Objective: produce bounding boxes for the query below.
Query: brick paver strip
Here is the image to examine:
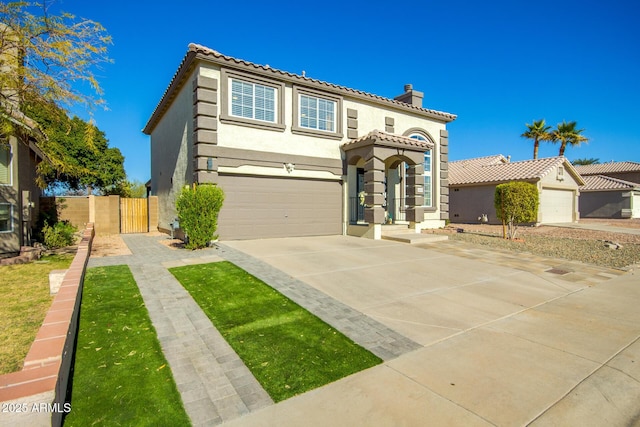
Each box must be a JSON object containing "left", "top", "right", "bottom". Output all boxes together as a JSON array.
[
  {"left": 88, "top": 235, "right": 272, "bottom": 427},
  {"left": 215, "top": 243, "right": 422, "bottom": 360}
]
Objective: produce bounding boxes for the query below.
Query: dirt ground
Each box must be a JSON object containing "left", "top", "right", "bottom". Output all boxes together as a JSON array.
[{"left": 442, "top": 218, "right": 640, "bottom": 244}]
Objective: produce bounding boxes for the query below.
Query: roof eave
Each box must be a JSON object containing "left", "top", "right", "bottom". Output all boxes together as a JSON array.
[{"left": 143, "top": 44, "right": 457, "bottom": 134}]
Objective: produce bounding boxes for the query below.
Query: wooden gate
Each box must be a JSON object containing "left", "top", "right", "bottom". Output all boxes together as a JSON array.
[{"left": 120, "top": 198, "right": 149, "bottom": 233}]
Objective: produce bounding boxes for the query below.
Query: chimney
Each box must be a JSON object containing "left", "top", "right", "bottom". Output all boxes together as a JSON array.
[{"left": 394, "top": 83, "right": 424, "bottom": 108}]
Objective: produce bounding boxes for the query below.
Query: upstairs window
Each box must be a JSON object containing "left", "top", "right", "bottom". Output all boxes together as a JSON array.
[
  {"left": 231, "top": 79, "right": 276, "bottom": 123},
  {"left": 299, "top": 94, "right": 336, "bottom": 132},
  {"left": 292, "top": 86, "right": 343, "bottom": 139},
  {"left": 0, "top": 144, "right": 11, "bottom": 185}
]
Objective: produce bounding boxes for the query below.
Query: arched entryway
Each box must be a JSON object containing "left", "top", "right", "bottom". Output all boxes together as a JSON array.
[{"left": 342, "top": 130, "right": 434, "bottom": 238}]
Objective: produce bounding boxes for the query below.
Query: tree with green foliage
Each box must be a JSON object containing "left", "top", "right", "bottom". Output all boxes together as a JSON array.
[
  {"left": 550, "top": 121, "right": 588, "bottom": 157},
  {"left": 0, "top": 1, "right": 111, "bottom": 112},
  {"left": 119, "top": 180, "right": 147, "bottom": 198},
  {"left": 23, "top": 101, "right": 126, "bottom": 194},
  {"left": 176, "top": 184, "right": 225, "bottom": 249},
  {"left": 572, "top": 157, "right": 600, "bottom": 165},
  {"left": 1, "top": 0, "right": 112, "bottom": 185},
  {"left": 494, "top": 182, "right": 539, "bottom": 240},
  {"left": 521, "top": 119, "right": 552, "bottom": 159}
]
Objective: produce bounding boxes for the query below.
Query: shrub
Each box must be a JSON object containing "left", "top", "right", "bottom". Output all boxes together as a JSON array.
[
  {"left": 176, "top": 184, "right": 225, "bottom": 249},
  {"left": 494, "top": 181, "right": 539, "bottom": 240},
  {"left": 43, "top": 220, "right": 78, "bottom": 249}
]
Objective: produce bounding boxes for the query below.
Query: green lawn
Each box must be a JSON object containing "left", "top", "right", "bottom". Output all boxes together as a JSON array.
[
  {"left": 170, "top": 261, "right": 382, "bottom": 402},
  {"left": 64, "top": 265, "right": 190, "bottom": 426},
  {"left": 0, "top": 254, "right": 73, "bottom": 374}
]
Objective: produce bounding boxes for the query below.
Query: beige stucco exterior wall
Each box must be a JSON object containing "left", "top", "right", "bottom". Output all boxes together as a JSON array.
[
  {"left": 149, "top": 67, "right": 196, "bottom": 231},
  {"left": 450, "top": 185, "right": 501, "bottom": 224},
  {"left": 198, "top": 63, "right": 448, "bottom": 230}
]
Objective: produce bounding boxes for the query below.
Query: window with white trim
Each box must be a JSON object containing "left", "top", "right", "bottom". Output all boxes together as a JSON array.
[
  {"left": 299, "top": 94, "right": 336, "bottom": 132},
  {"left": 0, "top": 144, "right": 11, "bottom": 185},
  {"left": 0, "top": 203, "right": 12, "bottom": 232},
  {"left": 409, "top": 134, "right": 432, "bottom": 207},
  {"left": 230, "top": 78, "right": 276, "bottom": 123}
]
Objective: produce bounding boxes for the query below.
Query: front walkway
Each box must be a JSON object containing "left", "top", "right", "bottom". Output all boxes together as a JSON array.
[{"left": 88, "top": 235, "right": 271, "bottom": 426}]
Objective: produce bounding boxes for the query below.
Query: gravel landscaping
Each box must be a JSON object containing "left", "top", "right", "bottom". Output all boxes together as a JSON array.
[{"left": 431, "top": 220, "right": 640, "bottom": 270}]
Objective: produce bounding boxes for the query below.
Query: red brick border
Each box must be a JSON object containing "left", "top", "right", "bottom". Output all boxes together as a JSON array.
[{"left": 0, "top": 224, "right": 94, "bottom": 426}]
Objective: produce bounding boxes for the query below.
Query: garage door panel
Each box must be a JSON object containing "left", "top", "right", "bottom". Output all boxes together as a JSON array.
[
  {"left": 217, "top": 175, "right": 342, "bottom": 240},
  {"left": 540, "top": 188, "right": 574, "bottom": 223}
]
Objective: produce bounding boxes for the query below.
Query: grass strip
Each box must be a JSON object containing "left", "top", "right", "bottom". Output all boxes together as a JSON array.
[
  {"left": 0, "top": 254, "right": 73, "bottom": 374},
  {"left": 64, "top": 265, "right": 190, "bottom": 426},
  {"left": 170, "top": 261, "right": 382, "bottom": 402}
]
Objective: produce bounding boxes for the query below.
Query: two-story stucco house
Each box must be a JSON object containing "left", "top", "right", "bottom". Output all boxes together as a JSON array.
[{"left": 144, "top": 44, "right": 456, "bottom": 240}]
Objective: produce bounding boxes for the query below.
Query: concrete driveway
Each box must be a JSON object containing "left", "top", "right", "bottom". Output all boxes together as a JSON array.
[{"left": 221, "top": 236, "right": 640, "bottom": 426}]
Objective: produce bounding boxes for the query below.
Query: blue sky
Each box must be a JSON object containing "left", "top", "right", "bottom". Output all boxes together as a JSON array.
[{"left": 56, "top": 0, "right": 640, "bottom": 182}]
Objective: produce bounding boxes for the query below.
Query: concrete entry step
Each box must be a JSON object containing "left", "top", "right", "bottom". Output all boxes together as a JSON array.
[{"left": 382, "top": 233, "right": 449, "bottom": 244}]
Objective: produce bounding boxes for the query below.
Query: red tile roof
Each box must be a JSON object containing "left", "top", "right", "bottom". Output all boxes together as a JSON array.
[
  {"left": 580, "top": 175, "right": 640, "bottom": 191},
  {"left": 341, "top": 130, "right": 434, "bottom": 151},
  {"left": 144, "top": 44, "right": 457, "bottom": 134},
  {"left": 450, "top": 155, "right": 584, "bottom": 186},
  {"left": 574, "top": 161, "right": 640, "bottom": 176}
]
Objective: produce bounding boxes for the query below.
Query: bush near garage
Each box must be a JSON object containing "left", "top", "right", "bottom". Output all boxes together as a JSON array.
[
  {"left": 494, "top": 181, "right": 539, "bottom": 240},
  {"left": 176, "top": 183, "right": 225, "bottom": 249}
]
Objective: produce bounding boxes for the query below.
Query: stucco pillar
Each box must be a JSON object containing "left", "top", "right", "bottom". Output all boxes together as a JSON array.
[
  {"left": 405, "top": 164, "right": 425, "bottom": 222},
  {"left": 363, "top": 156, "right": 385, "bottom": 224},
  {"left": 440, "top": 129, "right": 450, "bottom": 220}
]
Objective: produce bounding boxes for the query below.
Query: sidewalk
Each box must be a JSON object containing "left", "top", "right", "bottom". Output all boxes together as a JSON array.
[{"left": 546, "top": 221, "right": 640, "bottom": 235}]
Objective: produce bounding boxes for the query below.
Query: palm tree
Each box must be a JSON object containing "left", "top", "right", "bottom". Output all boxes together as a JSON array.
[
  {"left": 521, "top": 119, "right": 551, "bottom": 159},
  {"left": 550, "top": 121, "right": 588, "bottom": 156},
  {"left": 572, "top": 157, "right": 600, "bottom": 165}
]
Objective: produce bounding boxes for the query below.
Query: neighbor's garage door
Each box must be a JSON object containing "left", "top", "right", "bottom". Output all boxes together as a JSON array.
[
  {"left": 540, "top": 188, "right": 574, "bottom": 223},
  {"left": 216, "top": 175, "right": 342, "bottom": 240}
]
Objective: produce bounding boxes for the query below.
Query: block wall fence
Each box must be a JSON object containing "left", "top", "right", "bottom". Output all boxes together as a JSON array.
[{"left": 40, "top": 195, "right": 159, "bottom": 235}]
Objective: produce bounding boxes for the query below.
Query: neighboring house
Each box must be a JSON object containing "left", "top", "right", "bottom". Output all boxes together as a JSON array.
[
  {"left": 574, "top": 161, "right": 640, "bottom": 185},
  {"left": 578, "top": 174, "right": 640, "bottom": 219},
  {"left": 573, "top": 162, "right": 640, "bottom": 219},
  {"left": 143, "top": 44, "right": 456, "bottom": 240},
  {"left": 449, "top": 155, "right": 584, "bottom": 224},
  {"left": 0, "top": 111, "right": 46, "bottom": 256}
]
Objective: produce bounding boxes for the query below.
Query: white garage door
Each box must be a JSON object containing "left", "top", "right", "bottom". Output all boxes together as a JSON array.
[
  {"left": 540, "top": 188, "right": 574, "bottom": 223},
  {"left": 216, "top": 175, "right": 342, "bottom": 240},
  {"left": 632, "top": 193, "right": 640, "bottom": 218}
]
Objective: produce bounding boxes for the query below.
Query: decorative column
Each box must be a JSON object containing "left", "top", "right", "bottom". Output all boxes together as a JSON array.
[
  {"left": 439, "top": 129, "right": 449, "bottom": 220},
  {"left": 192, "top": 74, "right": 219, "bottom": 184},
  {"left": 363, "top": 156, "right": 386, "bottom": 224},
  {"left": 405, "top": 163, "right": 425, "bottom": 223}
]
